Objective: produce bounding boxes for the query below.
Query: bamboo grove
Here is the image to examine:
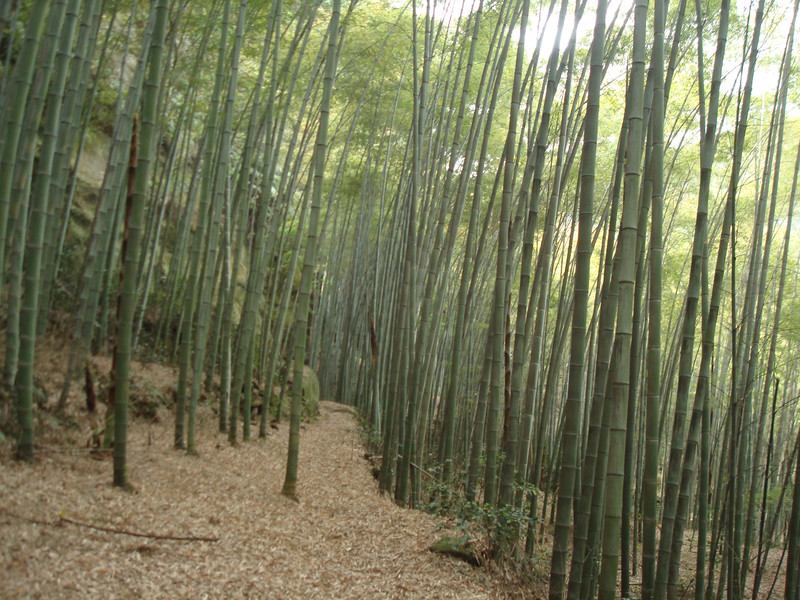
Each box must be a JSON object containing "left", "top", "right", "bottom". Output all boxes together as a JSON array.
[{"left": 1, "top": 0, "right": 800, "bottom": 598}]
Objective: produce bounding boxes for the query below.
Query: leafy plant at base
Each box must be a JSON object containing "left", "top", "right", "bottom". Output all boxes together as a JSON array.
[{"left": 426, "top": 472, "right": 535, "bottom": 562}]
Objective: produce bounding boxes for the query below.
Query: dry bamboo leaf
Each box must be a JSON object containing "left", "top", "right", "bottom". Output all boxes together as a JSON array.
[{"left": 1, "top": 358, "right": 545, "bottom": 598}]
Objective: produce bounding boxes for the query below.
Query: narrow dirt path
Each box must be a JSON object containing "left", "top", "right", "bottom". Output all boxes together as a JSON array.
[{"left": 1, "top": 398, "right": 515, "bottom": 599}]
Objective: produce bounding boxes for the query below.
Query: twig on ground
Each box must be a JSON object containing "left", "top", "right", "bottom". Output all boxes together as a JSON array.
[
  {"left": 1, "top": 507, "right": 218, "bottom": 542},
  {"left": 397, "top": 454, "right": 443, "bottom": 484}
]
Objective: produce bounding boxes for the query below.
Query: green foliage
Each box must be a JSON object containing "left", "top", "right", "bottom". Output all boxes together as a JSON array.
[
  {"left": 301, "top": 365, "right": 321, "bottom": 419},
  {"left": 761, "top": 485, "right": 794, "bottom": 524},
  {"left": 357, "top": 416, "right": 382, "bottom": 455},
  {"left": 91, "top": 81, "right": 120, "bottom": 134},
  {"left": 425, "top": 463, "right": 534, "bottom": 560},
  {"left": 269, "top": 364, "right": 320, "bottom": 421},
  {"left": 0, "top": 7, "right": 25, "bottom": 76}
]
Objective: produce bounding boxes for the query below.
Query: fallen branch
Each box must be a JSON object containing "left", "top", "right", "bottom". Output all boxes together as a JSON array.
[
  {"left": 32, "top": 446, "right": 159, "bottom": 455},
  {"left": 397, "top": 455, "right": 442, "bottom": 484},
  {"left": 34, "top": 447, "right": 113, "bottom": 454},
  {"left": 0, "top": 508, "right": 50, "bottom": 527},
  {"left": 1, "top": 508, "right": 218, "bottom": 542},
  {"left": 58, "top": 517, "right": 219, "bottom": 542}
]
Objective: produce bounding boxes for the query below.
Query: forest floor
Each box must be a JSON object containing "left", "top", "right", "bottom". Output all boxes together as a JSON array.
[
  {"left": 0, "top": 342, "right": 536, "bottom": 599},
  {"left": 0, "top": 338, "right": 789, "bottom": 599}
]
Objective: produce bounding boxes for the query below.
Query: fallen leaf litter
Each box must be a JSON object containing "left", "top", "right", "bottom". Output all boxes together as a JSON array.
[{"left": 1, "top": 393, "right": 521, "bottom": 599}]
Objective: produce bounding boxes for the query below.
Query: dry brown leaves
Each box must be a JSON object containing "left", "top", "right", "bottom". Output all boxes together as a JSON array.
[{"left": 1, "top": 391, "right": 520, "bottom": 599}]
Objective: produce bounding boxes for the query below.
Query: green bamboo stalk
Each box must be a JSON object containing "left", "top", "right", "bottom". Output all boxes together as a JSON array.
[
  {"left": 174, "top": 0, "right": 230, "bottom": 450},
  {"left": 641, "top": 0, "right": 666, "bottom": 594},
  {"left": 784, "top": 427, "right": 800, "bottom": 600},
  {"left": 282, "top": 0, "right": 342, "bottom": 499},
  {"left": 0, "top": 0, "right": 48, "bottom": 290},
  {"left": 652, "top": 0, "right": 730, "bottom": 594},
  {"left": 395, "top": 0, "right": 426, "bottom": 508},
  {"left": 15, "top": 0, "right": 75, "bottom": 461},
  {"left": 752, "top": 138, "right": 798, "bottom": 600},
  {"left": 186, "top": 0, "right": 247, "bottom": 455},
  {"left": 4, "top": 0, "right": 57, "bottom": 392},
  {"left": 38, "top": 0, "right": 103, "bottom": 329},
  {"left": 57, "top": 0, "right": 152, "bottom": 413},
  {"left": 482, "top": 0, "right": 527, "bottom": 510},
  {"left": 597, "top": 0, "right": 648, "bottom": 595},
  {"left": 110, "top": 0, "right": 170, "bottom": 486}
]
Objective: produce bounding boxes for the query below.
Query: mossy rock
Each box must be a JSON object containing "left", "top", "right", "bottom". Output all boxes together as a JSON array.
[
  {"left": 429, "top": 536, "right": 481, "bottom": 566},
  {"left": 273, "top": 365, "right": 320, "bottom": 420},
  {"left": 300, "top": 365, "right": 320, "bottom": 418}
]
